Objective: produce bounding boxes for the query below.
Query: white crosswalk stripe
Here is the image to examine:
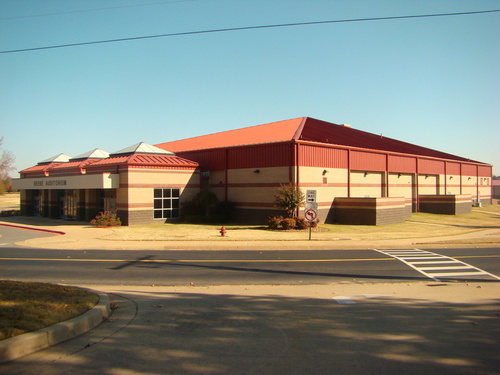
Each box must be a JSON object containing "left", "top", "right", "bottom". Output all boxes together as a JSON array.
[{"left": 374, "top": 249, "right": 500, "bottom": 281}]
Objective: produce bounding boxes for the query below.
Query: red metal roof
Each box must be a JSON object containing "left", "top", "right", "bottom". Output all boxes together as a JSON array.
[
  {"left": 155, "top": 118, "right": 305, "bottom": 152},
  {"left": 156, "top": 117, "right": 486, "bottom": 164},
  {"left": 21, "top": 154, "right": 198, "bottom": 176},
  {"left": 88, "top": 154, "right": 198, "bottom": 168}
]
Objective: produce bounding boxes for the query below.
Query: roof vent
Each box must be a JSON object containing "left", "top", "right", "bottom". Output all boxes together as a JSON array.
[
  {"left": 342, "top": 124, "right": 351, "bottom": 128},
  {"left": 38, "top": 153, "right": 72, "bottom": 165},
  {"left": 70, "top": 148, "right": 110, "bottom": 161},
  {"left": 110, "top": 142, "right": 175, "bottom": 157}
]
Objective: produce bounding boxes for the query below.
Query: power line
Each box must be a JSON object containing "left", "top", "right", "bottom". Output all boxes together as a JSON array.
[
  {"left": 0, "top": 0, "right": 196, "bottom": 21},
  {"left": 1, "top": 9, "right": 499, "bottom": 54}
]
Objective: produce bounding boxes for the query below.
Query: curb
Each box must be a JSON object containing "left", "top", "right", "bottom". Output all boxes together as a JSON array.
[
  {"left": 0, "top": 289, "right": 110, "bottom": 364},
  {"left": 0, "top": 223, "right": 65, "bottom": 236}
]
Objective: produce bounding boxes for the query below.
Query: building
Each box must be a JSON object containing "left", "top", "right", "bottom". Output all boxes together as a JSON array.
[
  {"left": 492, "top": 180, "right": 500, "bottom": 199},
  {"left": 13, "top": 117, "right": 493, "bottom": 225},
  {"left": 13, "top": 143, "right": 199, "bottom": 225}
]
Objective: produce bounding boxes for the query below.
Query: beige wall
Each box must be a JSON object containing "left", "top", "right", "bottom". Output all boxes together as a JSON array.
[
  {"left": 388, "top": 173, "right": 413, "bottom": 201},
  {"left": 298, "top": 167, "right": 348, "bottom": 206},
  {"left": 225, "top": 167, "right": 290, "bottom": 205},
  {"left": 461, "top": 175, "right": 477, "bottom": 199},
  {"left": 444, "top": 175, "right": 461, "bottom": 195},
  {"left": 350, "top": 171, "right": 383, "bottom": 198},
  {"left": 418, "top": 174, "right": 438, "bottom": 195},
  {"left": 119, "top": 168, "right": 199, "bottom": 216}
]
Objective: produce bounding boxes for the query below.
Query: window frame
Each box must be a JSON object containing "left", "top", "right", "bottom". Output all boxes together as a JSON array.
[{"left": 153, "top": 188, "right": 180, "bottom": 220}]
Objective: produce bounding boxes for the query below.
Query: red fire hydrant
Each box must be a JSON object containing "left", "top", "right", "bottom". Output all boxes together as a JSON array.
[{"left": 220, "top": 226, "right": 227, "bottom": 237}]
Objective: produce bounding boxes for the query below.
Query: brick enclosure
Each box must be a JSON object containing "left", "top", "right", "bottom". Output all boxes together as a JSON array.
[{"left": 418, "top": 195, "right": 472, "bottom": 215}]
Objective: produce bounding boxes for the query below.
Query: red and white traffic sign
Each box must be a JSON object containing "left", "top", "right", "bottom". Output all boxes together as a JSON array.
[{"left": 304, "top": 208, "right": 318, "bottom": 222}]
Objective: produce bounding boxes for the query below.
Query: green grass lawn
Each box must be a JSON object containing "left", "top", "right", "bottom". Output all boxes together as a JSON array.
[{"left": 0, "top": 280, "right": 98, "bottom": 340}]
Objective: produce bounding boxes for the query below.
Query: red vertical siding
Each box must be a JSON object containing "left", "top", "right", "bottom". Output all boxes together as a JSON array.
[
  {"left": 446, "top": 162, "right": 461, "bottom": 175},
  {"left": 176, "top": 149, "right": 226, "bottom": 170},
  {"left": 461, "top": 164, "right": 477, "bottom": 176},
  {"left": 350, "top": 150, "right": 386, "bottom": 171},
  {"left": 418, "top": 159, "right": 445, "bottom": 174},
  {"left": 388, "top": 155, "right": 416, "bottom": 173},
  {"left": 228, "top": 143, "right": 292, "bottom": 169},
  {"left": 478, "top": 165, "right": 492, "bottom": 177},
  {"left": 298, "top": 144, "right": 348, "bottom": 168}
]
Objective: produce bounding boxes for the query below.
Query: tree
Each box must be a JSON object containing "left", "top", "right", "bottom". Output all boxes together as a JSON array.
[
  {"left": 274, "top": 182, "right": 305, "bottom": 218},
  {"left": 192, "top": 189, "right": 218, "bottom": 216},
  {"left": 0, "top": 137, "right": 15, "bottom": 194}
]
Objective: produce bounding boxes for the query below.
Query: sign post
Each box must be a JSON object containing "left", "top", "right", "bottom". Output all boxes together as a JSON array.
[{"left": 304, "top": 202, "right": 318, "bottom": 240}]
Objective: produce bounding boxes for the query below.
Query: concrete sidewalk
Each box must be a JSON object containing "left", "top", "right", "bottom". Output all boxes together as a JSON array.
[{"left": 1, "top": 282, "right": 499, "bottom": 374}]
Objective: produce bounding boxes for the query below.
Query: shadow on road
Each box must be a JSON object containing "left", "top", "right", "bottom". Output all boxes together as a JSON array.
[{"left": 3, "top": 290, "right": 499, "bottom": 374}]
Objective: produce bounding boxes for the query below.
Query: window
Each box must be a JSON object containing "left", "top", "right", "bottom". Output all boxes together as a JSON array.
[
  {"left": 154, "top": 188, "right": 180, "bottom": 219},
  {"left": 97, "top": 189, "right": 117, "bottom": 212}
]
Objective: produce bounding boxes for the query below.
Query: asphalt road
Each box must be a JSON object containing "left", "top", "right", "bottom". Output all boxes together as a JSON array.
[
  {"left": 1, "top": 247, "right": 499, "bottom": 285},
  {"left": 1, "top": 225, "right": 499, "bottom": 285}
]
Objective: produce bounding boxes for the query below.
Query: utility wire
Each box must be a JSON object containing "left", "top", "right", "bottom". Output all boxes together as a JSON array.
[
  {"left": 1, "top": 9, "right": 499, "bottom": 54},
  {"left": 0, "top": 0, "right": 196, "bottom": 21}
]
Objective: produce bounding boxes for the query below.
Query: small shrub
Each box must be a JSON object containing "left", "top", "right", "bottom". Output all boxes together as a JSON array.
[
  {"left": 266, "top": 215, "right": 283, "bottom": 229},
  {"left": 90, "top": 211, "right": 121, "bottom": 227},
  {"left": 280, "top": 217, "right": 296, "bottom": 230},
  {"left": 294, "top": 216, "right": 308, "bottom": 229}
]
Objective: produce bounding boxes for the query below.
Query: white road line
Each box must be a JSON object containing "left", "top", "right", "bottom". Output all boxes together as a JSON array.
[
  {"left": 333, "top": 295, "right": 390, "bottom": 305},
  {"left": 419, "top": 266, "right": 474, "bottom": 271},
  {"left": 374, "top": 249, "right": 500, "bottom": 281},
  {"left": 428, "top": 271, "right": 489, "bottom": 277},
  {"left": 409, "top": 260, "right": 460, "bottom": 265},
  {"left": 333, "top": 297, "right": 356, "bottom": 305}
]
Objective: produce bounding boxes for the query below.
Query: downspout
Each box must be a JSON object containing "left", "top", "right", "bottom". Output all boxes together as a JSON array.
[
  {"left": 385, "top": 152, "right": 389, "bottom": 197},
  {"left": 347, "top": 149, "right": 351, "bottom": 197},
  {"left": 294, "top": 142, "right": 299, "bottom": 185},
  {"left": 476, "top": 164, "right": 479, "bottom": 203},
  {"left": 460, "top": 163, "right": 463, "bottom": 195},
  {"left": 444, "top": 162, "right": 448, "bottom": 194},
  {"left": 415, "top": 157, "right": 420, "bottom": 212},
  {"left": 224, "top": 148, "right": 229, "bottom": 202}
]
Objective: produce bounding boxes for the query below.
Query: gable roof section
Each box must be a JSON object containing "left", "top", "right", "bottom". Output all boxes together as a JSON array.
[
  {"left": 156, "top": 118, "right": 306, "bottom": 152},
  {"left": 89, "top": 154, "right": 198, "bottom": 169},
  {"left": 156, "top": 117, "right": 484, "bottom": 164}
]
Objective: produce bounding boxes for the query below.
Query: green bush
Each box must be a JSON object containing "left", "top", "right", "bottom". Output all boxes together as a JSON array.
[
  {"left": 266, "top": 215, "right": 283, "bottom": 229},
  {"left": 280, "top": 217, "right": 296, "bottom": 230},
  {"left": 90, "top": 211, "right": 121, "bottom": 227},
  {"left": 294, "top": 216, "right": 308, "bottom": 229}
]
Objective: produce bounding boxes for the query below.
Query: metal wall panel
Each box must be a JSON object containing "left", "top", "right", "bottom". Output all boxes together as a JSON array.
[
  {"left": 387, "top": 155, "right": 416, "bottom": 173},
  {"left": 446, "top": 162, "right": 461, "bottom": 175},
  {"left": 228, "top": 143, "right": 292, "bottom": 169},
  {"left": 350, "top": 150, "right": 386, "bottom": 171},
  {"left": 418, "top": 159, "right": 445, "bottom": 174},
  {"left": 478, "top": 165, "right": 492, "bottom": 177},
  {"left": 461, "top": 163, "right": 477, "bottom": 176},
  {"left": 298, "top": 144, "right": 348, "bottom": 168},
  {"left": 177, "top": 149, "right": 226, "bottom": 170}
]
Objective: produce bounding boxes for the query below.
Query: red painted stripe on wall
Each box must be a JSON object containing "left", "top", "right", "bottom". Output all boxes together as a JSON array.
[{"left": 120, "top": 183, "right": 199, "bottom": 189}]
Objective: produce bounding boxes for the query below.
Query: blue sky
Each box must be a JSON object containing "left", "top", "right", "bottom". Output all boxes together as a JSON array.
[{"left": 1, "top": 0, "right": 499, "bottom": 176}]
